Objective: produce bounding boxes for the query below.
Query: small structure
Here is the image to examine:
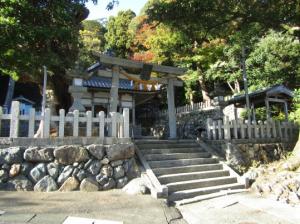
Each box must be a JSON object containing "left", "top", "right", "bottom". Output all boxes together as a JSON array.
[
  {"left": 226, "top": 85, "right": 294, "bottom": 121},
  {"left": 12, "top": 95, "right": 35, "bottom": 115},
  {"left": 68, "top": 54, "right": 186, "bottom": 139}
]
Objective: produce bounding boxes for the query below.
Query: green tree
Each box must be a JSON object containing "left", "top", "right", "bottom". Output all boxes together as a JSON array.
[
  {"left": 78, "top": 20, "right": 107, "bottom": 68},
  {"left": 105, "top": 10, "right": 136, "bottom": 58},
  {"left": 145, "top": 0, "right": 300, "bottom": 101},
  {"left": 247, "top": 30, "right": 300, "bottom": 89},
  {"left": 0, "top": 0, "right": 105, "bottom": 109}
]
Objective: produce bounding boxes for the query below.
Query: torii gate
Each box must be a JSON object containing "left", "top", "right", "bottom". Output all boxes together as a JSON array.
[{"left": 91, "top": 53, "right": 186, "bottom": 139}]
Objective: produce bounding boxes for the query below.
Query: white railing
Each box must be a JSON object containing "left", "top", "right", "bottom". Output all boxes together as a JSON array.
[
  {"left": 206, "top": 117, "right": 299, "bottom": 141},
  {"left": 155, "top": 100, "right": 213, "bottom": 117},
  {"left": 0, "top": 101, "right": 130, "bottom": 139}
]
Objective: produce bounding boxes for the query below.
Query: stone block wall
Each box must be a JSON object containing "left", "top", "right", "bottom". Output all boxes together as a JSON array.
[
  {"left": 0, "top": 143, "right": 139, "bottom": 192},
  {"left": 151, "top": 107, "right": 223, "bottom": 139},
  {"left": 206, "top": 140, "right": 296, "bottom": 174}
]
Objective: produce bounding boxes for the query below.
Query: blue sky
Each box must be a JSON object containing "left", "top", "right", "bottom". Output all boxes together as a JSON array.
[{"left": 86, "top": 0, "right": 148, "bottom": 20}]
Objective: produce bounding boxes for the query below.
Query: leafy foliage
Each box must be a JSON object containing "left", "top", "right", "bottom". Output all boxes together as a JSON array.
[
  {"left": 289, "top": 89, "right": 300, "bottom": 124},
  {"left": 0, "top": 0, "right": 96, "bottom": 80},
  {"left": 78, "top": 20, "right": 107, "bottom": 68},
  {"left": 143, "top": 0, "right": 300, "bottom": 101},
  {"left": 247, "top": 30, "right": 300, "bottom": 89},
  {"left": 105, "top": 10, "right": 136, "bottom": 58}
]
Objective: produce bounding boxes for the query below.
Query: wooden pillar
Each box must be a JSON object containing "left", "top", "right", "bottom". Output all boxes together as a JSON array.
[
  {"left": 167, "top": 78, "right": 177, "bottom": 139},
  {"left": 109, "top": 65, "right": 120, "bottom": 113},
  {"left": 283, "top": 101, "right": 288, "bottom": 121}
]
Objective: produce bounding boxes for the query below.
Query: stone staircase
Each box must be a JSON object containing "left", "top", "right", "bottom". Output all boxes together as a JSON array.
[{"left": 135, "top": 140, "right": 245, "bottom": 203}]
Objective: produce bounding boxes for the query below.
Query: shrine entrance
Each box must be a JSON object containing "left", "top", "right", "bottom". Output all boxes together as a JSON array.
[{"left": 68, "top": 53, "right": 186, "bottom": 139}]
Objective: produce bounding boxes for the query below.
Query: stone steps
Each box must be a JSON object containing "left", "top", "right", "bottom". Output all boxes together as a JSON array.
[
  {"left": 148, "top": 158, "right": 218, "bottom": 169},
  {"left": 153, "top": 164, "right": 224, "bottom": 176},
  {"left": 158, "top": 170, "right": 230, "bottom": 184},
  {"left": 167, "top": 176, "right": 237, "bottom": 192},
  {"left": 140, "top": 143, "right": 200, "bottom": 149},
  {"left": 136, "top": 140, "right": 245, "bottom": 203},
  {"left": 144, "top": 152, "right": 211, "bottom": 161},
  {"left": 141, "top": 147, "right": 205, "bottom": 154},
  {"left": 168, "top": 183, "right": 245, "bottom": 202}
]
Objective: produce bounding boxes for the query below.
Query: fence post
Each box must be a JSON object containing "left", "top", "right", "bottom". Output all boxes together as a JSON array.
[
  {"left": 266, "top": 119, "right": 271, "bottom": 138},
  {"left": 247, "top": 119, "right": 252, "bottom": 139},
  {"left": 110, "top": 112, "right": 117, "bottom": 137},
  {"left": 0, "top": 106, "right": 2, "bottom": 136},
  {"left": 99, "top": 111, "right": 105, "bottom": 139},
  {"left": 73, "top": 110, "right": 79, "bottom": 137},
  {"left": 277, "top": 121, "right": 282, "bottom": 139},
  {"left": 206, "top": 118, "right": 212, "bottom": 140},
  {"left": 59, "top": 109, "right": 65, "bottom": 138},
  {"left": 10, "top": 101, "right": 20, "bottom": 138},
  {"left": 86, "top": 110, "right": 92, "bottom": 137},
  {"left": 123, "top": 108, "right": 130, "bottom": 138},
  {"left": 43, "top": 108, "right": 51, "bottom": 138},
  {"left": 224, "top": 116, "right": 231, "bottom": 140},
  {"left": 212, "top": 121, "right": 217, "bottom": 140},
  {"left": 283, "top": 121, "right": 288, "bottom": 140},
  {"left": 233, "top": 120, "right": 238, "bottom": 139},
  {"left": 239, "top": 119, "right": 245, "bottom": 139},
  {"left": 271, "top": 119, "right": 277, "bottom": 138},
  {"left": 258, "top": 120, "right": 263, "bottom": 138},
  {"left": 217, "top": 120, "right": 222, "bottom": 140},
  {"left": 253, "top": 120, "right": 259, "bottom": 138},
  {"left": 28, "top": 108, "right": 35, "bottom": 137}
]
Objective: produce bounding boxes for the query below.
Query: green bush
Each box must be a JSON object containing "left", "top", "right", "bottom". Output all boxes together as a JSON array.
[{"left": 289, "top": 89, "right": 300, "bottom": 124}]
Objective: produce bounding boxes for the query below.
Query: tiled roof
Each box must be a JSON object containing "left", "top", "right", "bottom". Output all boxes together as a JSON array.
[{"left": 83, "top": 76, "right": 159, "bottom": 92}]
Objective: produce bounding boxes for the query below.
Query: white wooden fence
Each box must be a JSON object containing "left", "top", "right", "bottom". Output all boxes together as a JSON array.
[
  {"left": 206, "top": 117, "right": 299, "bottom": 141},
  {"left": 0, "top": 101, "right": 130, "bottom": 139}
]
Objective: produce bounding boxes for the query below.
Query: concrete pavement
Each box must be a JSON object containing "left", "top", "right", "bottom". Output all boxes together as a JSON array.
[
  {"left": 178, "top": 192, "right": 300, "bottom": 224},
  {"left": 0, "top": 190, "right": 185, "bottom": 224}
]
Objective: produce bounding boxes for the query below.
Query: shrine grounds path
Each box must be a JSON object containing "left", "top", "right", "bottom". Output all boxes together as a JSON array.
[
  {"left": 0, "top": 190, "right": 184, "bottom": 224},
  {"left": 0, "top": 190, "right": 299, "bottom": 224}
]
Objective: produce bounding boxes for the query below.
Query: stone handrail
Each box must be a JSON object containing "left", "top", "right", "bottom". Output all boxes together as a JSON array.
[
  {"left": 0, "top": 101, "right": 130, "bottom": 139},
  {"left": 206, "top": 117, "right": 299, "bottom": 141}
]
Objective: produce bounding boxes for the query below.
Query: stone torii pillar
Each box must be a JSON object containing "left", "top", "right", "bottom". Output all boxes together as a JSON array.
[
  {"left": 109, "top": 65, "right": 120, "bottom": 113},
  {"left": 167, "top": 78, "right": 177, "bottom": 139}
]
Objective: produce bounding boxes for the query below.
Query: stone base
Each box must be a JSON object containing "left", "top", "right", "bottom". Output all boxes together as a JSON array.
[{"left": 0, "top": 143, "right": 139, "bottom": 192}]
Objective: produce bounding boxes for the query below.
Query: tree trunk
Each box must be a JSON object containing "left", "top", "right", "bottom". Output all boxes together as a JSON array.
[
  {"left": 198, "top": 76, "right": 211, "bottom": 102},
  {"left": 234, "top": 80, "right": 241, "bottom": 93},
  {"left": 3, "top": 77, "right": 15, "bottom": 113},
  {"left": 49, "top": 73, "right": 72, "bottom": 111}
]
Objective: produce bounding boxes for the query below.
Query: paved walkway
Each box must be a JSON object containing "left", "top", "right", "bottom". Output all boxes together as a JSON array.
[
  {"left": 0, "top": 190, "right": 184, "bottom": 224},
  {"left": 178, "top": 192, "right": 300, "bottom": 224},
  {"left": 1, "top": 190, "right": 299, "bottom": 224}
]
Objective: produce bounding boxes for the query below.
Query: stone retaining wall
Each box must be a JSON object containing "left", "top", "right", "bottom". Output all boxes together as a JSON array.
[
  {"left": 0, "top": 143, "right": 139, "bottom": 192},
  {"left": 206, "top": 140, "right": 296, "bottom": 174}
]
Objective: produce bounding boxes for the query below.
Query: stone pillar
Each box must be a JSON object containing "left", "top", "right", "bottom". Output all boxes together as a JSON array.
[
  {"left": 109, "top": 65, "right": 120, "bottom": 113},
  {"left": 68, "top": 85, "right": 87, "bottom": 113},
  {"left": 167, "top": 78, "right": 177, "bottom": 139},
  {"left": 132, "top": 95, "right": 136, "bottom": 126}
]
